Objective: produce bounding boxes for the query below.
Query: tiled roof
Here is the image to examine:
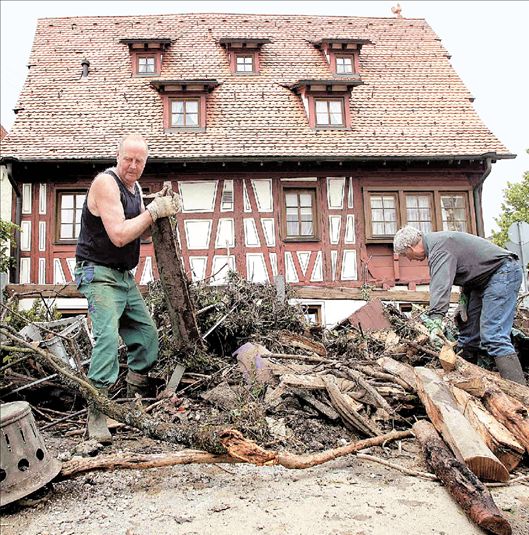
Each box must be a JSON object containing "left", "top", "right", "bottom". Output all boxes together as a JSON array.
[
  {"left": 0, "top": 124, "right": 7, "bottom": 140},
  {"left": 0, "top": 13, "right": 511, "bottom": 161}
]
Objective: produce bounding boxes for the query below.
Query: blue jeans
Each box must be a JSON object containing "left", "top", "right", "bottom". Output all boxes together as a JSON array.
[
  {"left": 75, "top": 264, "right": 158, "bottom": 388},
  {"left": 457, "top": 258, "right": 522, "bottom": 358}
]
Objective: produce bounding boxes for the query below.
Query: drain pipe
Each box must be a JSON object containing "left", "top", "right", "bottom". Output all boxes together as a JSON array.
[
  {"left": 5, "top": 162, "right": 22, "bottom": 283},
  {"left": 473, "top": 158, "right": 492, "bottom": 238}
]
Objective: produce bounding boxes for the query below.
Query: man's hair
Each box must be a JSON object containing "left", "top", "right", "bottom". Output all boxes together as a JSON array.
[
  {"left": 393, "top": 226, "right": 423, "bottom": 254},
  {"left": 117, "top": 134, "right": 149, "bottom": 155}
]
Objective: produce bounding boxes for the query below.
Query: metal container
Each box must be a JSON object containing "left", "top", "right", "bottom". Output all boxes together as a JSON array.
[{"left": 0, "top": 401, "right": 62, "bottom": 506}]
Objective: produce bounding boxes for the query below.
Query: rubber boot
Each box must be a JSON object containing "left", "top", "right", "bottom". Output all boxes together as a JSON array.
[
  {"left": 494, "top": 354, "right": 527, "bottom": 386},
  {"left": 87, "top": 386, "right": 112, "bottom": 445},
  {"left": 126, "top": 370, "right": 151, "bottom": 400}
]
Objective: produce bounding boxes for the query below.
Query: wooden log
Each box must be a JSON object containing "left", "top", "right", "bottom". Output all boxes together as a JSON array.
[
  {"left": 59, "top": 428, "right": 412, "bottom": 479},
  {"left": 323, "top": 376, "right": 382, "bottom": 437},
  {"left": 450, "top": 386, "right": 524, "bottom": 472},
  {"left": 280, "top": 373, "right": 356, "bottom": 392},
  {"left": 454, "top": 356, "right": 529, "bottom": 407},
  {"left": 414, "top": 367, "right": 509, "bottom": 482},
  {"left": 148, "top": 195, "right": 203, "bottom": 350},
  {"left": 276, "top": 331, "right": 327, "bottom": 357},
  {"left": 413, "top": 420, "right": 512, "bottom": 535},
  {"left": 439, "top": 342, "right": 456, "bottom": 372},
  {"left": 376, "top": 357, "right": 417, "bottom": 391},
  {"left": 481, "top": 384, "right": 529, "bottom": 453}
]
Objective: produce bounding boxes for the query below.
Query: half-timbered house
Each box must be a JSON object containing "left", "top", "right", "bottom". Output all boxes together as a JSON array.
[{"left": 0, "top": 13, "right": 512, "bottom": 325}]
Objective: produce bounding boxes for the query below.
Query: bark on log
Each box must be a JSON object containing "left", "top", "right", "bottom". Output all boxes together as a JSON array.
[
  {"left": 415, "top": 367, "right": 509, "bottom": 482},
  {"left": 323, "top": 376, "right": 382, "bottom": 437},
  {"left": 376, "top": 357, "right": 417, "bottom": 391},
  {"left": 58, "top": 429, "right": 412, "bottom": 479},
  {"left": 450, "top": 386, "right": 524, "bottom": 472},
  {"left": 148, "top": 204, "right": 203, "bottom": 350},
  {"left": 413, "top": 420, "right": 512, "bottom": 535},
  {"left": 481, "top": 384, "right": 529, "bottom": 453}
]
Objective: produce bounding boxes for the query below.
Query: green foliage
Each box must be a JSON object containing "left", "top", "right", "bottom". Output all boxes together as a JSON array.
[
  {"left": 491, "top": 165, "right": 529, "bottom": 248},
  {"left": 0, "top": 219, "right": 19, "bottom": 274},
  {"left": 2, "top": 299, "right": 61, "bottom": 333}
]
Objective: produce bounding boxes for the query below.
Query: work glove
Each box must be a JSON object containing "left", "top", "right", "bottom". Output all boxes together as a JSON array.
[
  {"left": 420, "top": 314, "right": 445, "bottom": 350},
  {"left": 454, "top": 293, "right": 468, "bottom": 323},
  {"left": 154, "top": 184, "right": 171, "bottom": 197},
  {"left": 146, "top": 195, "right": 181, "bottom": 222}
]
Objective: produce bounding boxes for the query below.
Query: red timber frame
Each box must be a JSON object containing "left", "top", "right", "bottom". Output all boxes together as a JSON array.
[{"left": 11, "top": 164, "right": 481, "bottom": 291}]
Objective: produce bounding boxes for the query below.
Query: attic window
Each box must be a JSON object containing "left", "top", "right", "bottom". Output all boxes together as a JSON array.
[
  {"left": 236, "top": 55, "right": 255, "bottom": 73},
  {"left": 219, "top": 38, "right": 270, "bottom": 75},
  {"left": 290, "top": 80, "right": 362, "bottom": 129},
  {"left": 150, "top": 80, "right": 219, "bottom": 131},
  {"left": 120, "top": 38, "right": 171, "bottom": 77},
  {"left": 336, "top": 56, "right": 354, "bottom": 74},
  {"left": 138, "top": 56, "right": 156, "bottom": 74},
  {"left": 313, "top": 38, "right": 370, "bottom": 75}
]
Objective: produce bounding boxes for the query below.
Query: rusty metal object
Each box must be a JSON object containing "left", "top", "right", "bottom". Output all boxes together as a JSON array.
[{"left": 0, "top": 401, "right": 61, "bottom": 506}]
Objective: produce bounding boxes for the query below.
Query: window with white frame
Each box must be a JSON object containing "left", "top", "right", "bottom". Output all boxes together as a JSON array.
[
  {"left": 57, "top": 191, "right": 85, "bottom": 242},
  {"left": 335, "top": 56, "right": 354, "bottom": 74},
  {"left": 314, "top": 98, "right": 344, "bottom": 127},
  {"left": 170, "top": 99, "right": 200, "bottom": 128},
  {"left": 236, "top": 55, "right": 254, "bottom": 73},
  {"left": 138, "top": 56, "right": 156, "bottom": 74}
]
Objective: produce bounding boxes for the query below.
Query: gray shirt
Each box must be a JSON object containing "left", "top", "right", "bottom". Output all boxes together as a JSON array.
[{"left": 423, "top": 231, "right": 515, "bottom": 319}]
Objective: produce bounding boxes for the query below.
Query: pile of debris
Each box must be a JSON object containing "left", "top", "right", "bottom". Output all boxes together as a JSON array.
[{"left": 1, "top": 275, "right": 528, "bottom": 534}]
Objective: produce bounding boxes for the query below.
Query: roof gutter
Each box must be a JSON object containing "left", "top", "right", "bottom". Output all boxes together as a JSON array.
[
  {"left": 0, "top": 152, "right": 516, "bottom": 165},
  {"left": 473, "top": 157, "right": 492, "bottom": 238}
]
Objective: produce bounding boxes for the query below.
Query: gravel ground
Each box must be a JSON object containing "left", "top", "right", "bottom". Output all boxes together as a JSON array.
[{"left": 1, "top": 433, "right": 528, "bottom": 535}]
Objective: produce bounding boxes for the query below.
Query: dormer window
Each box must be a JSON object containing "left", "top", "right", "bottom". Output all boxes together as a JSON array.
[
  {"left": 138, "top": 56, "right": 156, "bottom": 74},
  {"left": 170, "top": 98, "right": 200, "bottom": 127},
  {"left": 312, "top": 38, "right": 371, "bottom": 75},
  {"left": 290, "top": 80, "right": 362, "bottom": 129},
  {"left": 335, "top": 56, "right": 354, "bottom": 74},
  {"left": 151, "top": 80, "right": 219, "bottom": 131},
  {"left": 315, "top": 98, "right": 344, "bottom": 127},
  {"left": 120, "top": 38, "right": 172, "bottom": 77},
  {"left": 236, "top": 55, "right": 255, "bottom": 73},
  {"left": 219, "top": 38, "right": 270, "bottom": 75}
]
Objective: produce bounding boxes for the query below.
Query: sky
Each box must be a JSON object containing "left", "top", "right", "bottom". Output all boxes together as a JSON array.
[{"left": 1, "top": 1, "right": 528, "bottom": 236}]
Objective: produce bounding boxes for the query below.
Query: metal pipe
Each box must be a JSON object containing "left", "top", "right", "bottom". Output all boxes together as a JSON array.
[{"left": 473, "top": 158, "right": 492, "bottom": 237}]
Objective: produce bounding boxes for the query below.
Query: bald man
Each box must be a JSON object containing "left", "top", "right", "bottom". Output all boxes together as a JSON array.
[{"left": 75, "top": 134, "right": 180, "bottom": 443}]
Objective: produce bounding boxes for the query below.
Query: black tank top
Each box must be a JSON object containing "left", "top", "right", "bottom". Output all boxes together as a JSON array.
[{"left": 76, "top": 169, "right": 141, "bottom": 270}]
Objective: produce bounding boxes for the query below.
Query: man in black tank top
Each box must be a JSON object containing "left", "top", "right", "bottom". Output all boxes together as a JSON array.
[{"left": 74, "top": 134, "right": 181, "bottom": 444}]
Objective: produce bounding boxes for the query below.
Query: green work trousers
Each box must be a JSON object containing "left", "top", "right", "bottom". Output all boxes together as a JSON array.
[{"left": 74, "top": 263, "right": 158, "bottom": 389}]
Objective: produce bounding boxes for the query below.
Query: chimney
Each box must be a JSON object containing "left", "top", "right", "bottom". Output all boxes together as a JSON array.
[{"left": 81, "top": 58, "right": 90, "bottom": 78}]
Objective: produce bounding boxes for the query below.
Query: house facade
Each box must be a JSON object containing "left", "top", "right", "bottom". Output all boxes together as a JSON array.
[{"left": 0, "top": 13, "right": 512, "bottom": 324}]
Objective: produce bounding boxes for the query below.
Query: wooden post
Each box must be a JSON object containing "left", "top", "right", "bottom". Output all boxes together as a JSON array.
[{"left": 146, "top": 191, "right": 203, "bottom": 350}]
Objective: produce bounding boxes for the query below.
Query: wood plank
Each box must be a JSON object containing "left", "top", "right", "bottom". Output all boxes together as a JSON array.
[
  {"left": 413, "top": 420, "right": 512, "bottom": 535},
  {"left": 414, "top": 367, "right": 509, "bottom": 482},
  {"left": 294, "top": 286, "right": 460, "bottom": 303},
  {"left": 450, "top": 386, "right": 524, "bottom": 472},
  {"left": 5, "top": 283, "right": 149, "bottom": 298}
]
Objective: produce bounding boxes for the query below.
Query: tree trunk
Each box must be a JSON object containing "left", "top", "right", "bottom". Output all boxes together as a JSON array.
[
  {"left": 149, "top": 205, "right": 203, "bottom": 350},
  {"left": 415, "top": 367, "right": 509, "bottom": 482},
  {"left": 413, "top": 420, "right": 512, "bottom": 535}
]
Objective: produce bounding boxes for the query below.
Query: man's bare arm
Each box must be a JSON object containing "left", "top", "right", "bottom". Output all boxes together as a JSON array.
[{"left": 89, "top": 173, "right": 153, "bottom": 247}]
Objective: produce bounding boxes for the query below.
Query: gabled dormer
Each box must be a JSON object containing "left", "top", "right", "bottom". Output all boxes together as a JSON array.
[
  {"left": 312, "top": 38, "right": 371, "bottom": 75},
  {"left": 219, "top": 38, "right": 271, "bottom": 75},
  {"left": 290, "top": 79, "right": 363, "bottom": 129},
  {"left": 120, "top": 38, "right": 172, "bottom": 77},
  {"left": 150, "top": 80, "right": 219, "bottom": 131}
]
